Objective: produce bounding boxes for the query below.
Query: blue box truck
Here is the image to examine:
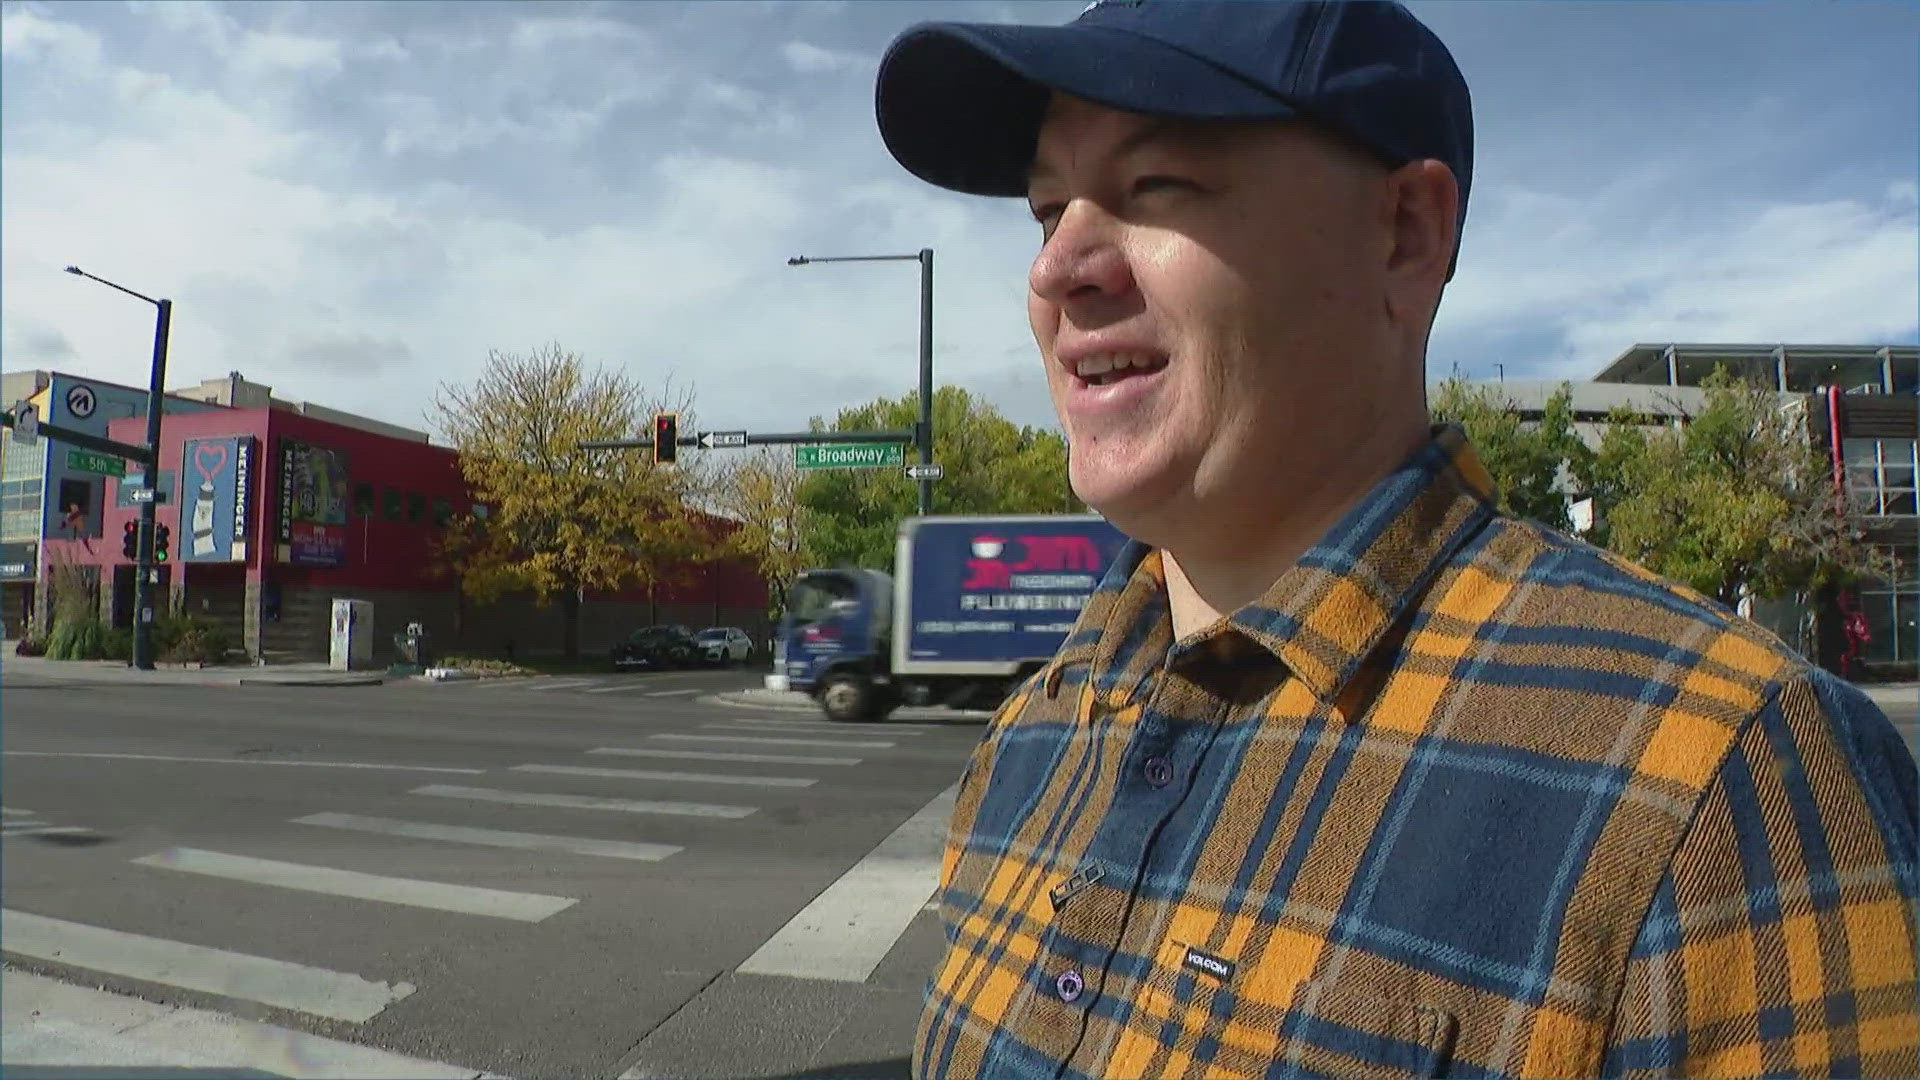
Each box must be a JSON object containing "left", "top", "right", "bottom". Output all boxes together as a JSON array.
[{"left": 766, "top": 514, "right": 1131, "bottom": 722}]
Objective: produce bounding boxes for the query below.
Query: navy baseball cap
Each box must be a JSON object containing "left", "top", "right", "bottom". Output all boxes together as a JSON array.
[{"left": 875, "top": 0, "right": 1473, "bottom": 274}]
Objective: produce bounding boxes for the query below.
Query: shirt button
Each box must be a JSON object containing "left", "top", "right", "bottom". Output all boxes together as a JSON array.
[
  {"left": 1055, "top": 969, "right": 1084, "bottom": 1003},
  {"left": 1143, "top": 756, "right": 1174, "bottom": 787}
]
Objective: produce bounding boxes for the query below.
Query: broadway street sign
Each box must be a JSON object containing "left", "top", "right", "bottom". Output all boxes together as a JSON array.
[{"left": 795, "top": 443, "right": 906, "bottom": 471}]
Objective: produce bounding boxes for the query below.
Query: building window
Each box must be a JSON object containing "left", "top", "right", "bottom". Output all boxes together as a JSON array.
[
  {"left": 0, "top": 440, "right": 47, "bottom": 542},
  {"left": 432, "top": 498, "right": 452, "bottom": 528},
  {"left": 407, "top": 493, "right": 427, "bottom": 524},
  {"left": 354, "top": 483, "right": 376, "bottom": 517},
  {"left": 383, "top": 488, "right": 404, "bottom": 521},
  {"left": 1845, "top": 438, "right": 1919, "bottom": 517}
]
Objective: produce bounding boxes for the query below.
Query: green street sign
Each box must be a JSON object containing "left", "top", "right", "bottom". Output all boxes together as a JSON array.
[
  {"left": 67, "top": 448, "right": 126, "bottom": 478},
  {"left": 795, "top": 443, "right": 906, "bottom": 471}
]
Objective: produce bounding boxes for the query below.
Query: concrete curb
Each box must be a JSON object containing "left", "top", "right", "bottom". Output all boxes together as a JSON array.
[
  {"left": 703, "top": 690, "right": 992, "bottom": 724},
  {"left": 235, "top": 675, "right": 386, "bottom": 687}
]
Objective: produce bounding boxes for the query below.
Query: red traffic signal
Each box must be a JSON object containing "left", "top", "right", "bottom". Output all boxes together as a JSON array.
[
  {"left": 654, "top": 413, "right": 678, "bottom": 465},
  {"left": 122, "top": 520, "right": 139, "bottom": 560}
]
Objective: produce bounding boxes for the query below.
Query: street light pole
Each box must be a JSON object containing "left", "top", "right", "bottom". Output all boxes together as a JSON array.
[
  {"left": 787, "top": 249, "right": 936, "bottom": 515},
  {"left": 64, "top": 266, "right": 172, "bottom": 670}
]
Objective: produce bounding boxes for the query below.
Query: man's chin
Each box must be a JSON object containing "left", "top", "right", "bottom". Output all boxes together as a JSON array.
[{"left": 1070, "top": 465, "right": 1184, "bottom": 543}]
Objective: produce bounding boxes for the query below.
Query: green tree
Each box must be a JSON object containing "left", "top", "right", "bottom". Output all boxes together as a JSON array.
[
  {"left": 431, "top": 343, "right": 709, "bottom": 660},
  {"left": 1429, "top": 376, "right": 1588, "bottom": 530},
  {"left": 718, "top": 447, "right": 816, "bottom": 620},
  {"left": 1575, "top": 368, "right": 1893, "bottom": 608},
  {"left": 798, "top": 386, "right": 1077, "bottom": 570}
]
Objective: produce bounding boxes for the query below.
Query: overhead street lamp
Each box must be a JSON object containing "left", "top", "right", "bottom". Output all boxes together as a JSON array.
[
  {"left": 64, "top": 265, "right": 173, "bottom": 671},
  {"left": 787, "top": 249, "right": 936, "bottom": 515}
]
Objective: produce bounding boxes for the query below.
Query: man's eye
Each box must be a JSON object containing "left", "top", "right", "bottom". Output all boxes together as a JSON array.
[{"left": 1131, "top": 175, "right": 1193, "bottom": 196}]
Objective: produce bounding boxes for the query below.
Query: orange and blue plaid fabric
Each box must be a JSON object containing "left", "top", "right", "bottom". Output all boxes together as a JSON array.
[{"left": 914, "top": 426, "right": 1919, "bottom": 1079}]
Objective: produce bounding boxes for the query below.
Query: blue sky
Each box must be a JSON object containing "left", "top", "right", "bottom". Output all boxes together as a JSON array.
[{"left": 3, "top": 0, "right": 1915, "bottom": 438}]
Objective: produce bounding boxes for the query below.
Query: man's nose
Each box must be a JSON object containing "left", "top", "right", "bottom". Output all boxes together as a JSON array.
[{"left": 1029, "top": 203, "right": 1134, "bottom": 306}]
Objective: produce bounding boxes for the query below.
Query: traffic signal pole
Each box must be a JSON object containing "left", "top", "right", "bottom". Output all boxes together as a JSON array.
[{"left": 131, "top": 299, "right": 172, "bottom": 670}]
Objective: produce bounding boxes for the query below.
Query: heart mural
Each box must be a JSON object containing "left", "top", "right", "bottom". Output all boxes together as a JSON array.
[{"left": 193, "top": 442, "right": 230, "bottom": 483}]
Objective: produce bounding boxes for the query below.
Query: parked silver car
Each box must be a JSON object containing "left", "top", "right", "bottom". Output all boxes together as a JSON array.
[{"left": 695, "top": 626, "right": 754, "bottom": 666}]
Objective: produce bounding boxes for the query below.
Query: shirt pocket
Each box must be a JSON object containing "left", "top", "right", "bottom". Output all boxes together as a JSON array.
[
  {"left": 1121, "top": 945, "right": 1457, "bottom": 1079},
  {"left": 1267, "top": 980, "right": 1458, "bottom": 1079}
]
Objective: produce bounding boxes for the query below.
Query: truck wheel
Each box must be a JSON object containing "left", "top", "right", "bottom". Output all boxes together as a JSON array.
[{"left": 821, "top": 672, "right": 882, "bottom": 723}]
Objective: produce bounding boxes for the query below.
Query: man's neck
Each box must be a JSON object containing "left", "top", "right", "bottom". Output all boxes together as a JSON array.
[{"left": 1160, "top": 423, "right": 1433, "bottom": 640}]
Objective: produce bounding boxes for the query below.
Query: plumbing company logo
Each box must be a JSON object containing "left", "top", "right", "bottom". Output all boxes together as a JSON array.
[{"left": 962, "top": 534, "right": 1105, "bottom": 592}]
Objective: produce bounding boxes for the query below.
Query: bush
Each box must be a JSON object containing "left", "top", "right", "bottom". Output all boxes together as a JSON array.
[
  {"left": 104, "top": 627, "right": 132, "bottom": 662},
  {"left": 155, "top": 613, "right": 233, "bottom": 665},
  {"left": 14, "top": 636, "right": 47, "bottom": 657},
  {"left": 47, "top": 617, "right": 112, "bottom": 661}
]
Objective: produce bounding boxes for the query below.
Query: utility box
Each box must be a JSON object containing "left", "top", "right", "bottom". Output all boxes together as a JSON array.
[{"left": 329, "top": 598, "right": 373, "bottom": 671}]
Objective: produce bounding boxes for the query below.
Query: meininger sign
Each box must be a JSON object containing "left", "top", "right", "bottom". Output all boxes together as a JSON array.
[{"left": 233, "top": 437, "right": 253, "bottom": 541}]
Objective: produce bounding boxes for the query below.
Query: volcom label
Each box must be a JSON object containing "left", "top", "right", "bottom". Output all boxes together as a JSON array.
[{"left": 1181, "top": 945, "right": 1235, "bottom": 983}]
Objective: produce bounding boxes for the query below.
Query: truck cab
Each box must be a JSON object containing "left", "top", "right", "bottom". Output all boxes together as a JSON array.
[{"left": 769, "top": 568, "right": 897, "bottom": 721}]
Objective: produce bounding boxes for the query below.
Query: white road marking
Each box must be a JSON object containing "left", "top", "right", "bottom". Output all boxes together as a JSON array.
[
  {"left": 411, "top": 784, "right": 756, "bottom": 819},
  {"left": 0, "top": 909, "right": 415, "bottom": 1023},
  {"left": 645, "top": 688, "right": 704, "bottom": 697},
  {"left": 706, "top": 717, "right": 941, "bottom": 733},
  {"left": 704, "top": 719, "right": 926, "bottom": 736},
  {"left": 588, "top": 747, "right": 862, "bottom": 766},
  {"left": 510, "top": 764, "right": 816, "bottom": 788},
  {"left": 0, "top": 806, "right": 34, "bottom": 816},
  {"left": 3, "top": 751, "right": 483, "bottom": 774},
  {"left": 3, "top": 825, "right": 96, "bottom": 838},
  {"left": 131, "top": 848, "right": 576, "bottom": 923},
  {"left": 650, "top": 733, "right": 896, "bottom": 750},
  {"left": 2, "top": 968, "right": 496, "bottom": 1078},
  {"left": 523, "top": 679, "right": 600, "bottom": 692},
  {"left": 737, "top": 781, "right": 959, "bottom": 982},
  {"left": 291, "top": 812, "right": 681, "bottom": 862}
]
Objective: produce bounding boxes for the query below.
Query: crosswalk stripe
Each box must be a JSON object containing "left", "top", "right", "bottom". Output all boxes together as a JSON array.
[
  {"left": 738, "top": 780, "right": 959, "bottom": 982},
  {"left": 650, "top": 733, "right": 897, "bottom": 750},
  {"left": 524, "top": 679, "right": 599, "bottom": 692},
  {"left": 3, "top": 825, "right": 94, "bottom": 838},
  {"left": 0, "top": 806, "right": 34, "bottom": 816},
  {"left": 510, "top": 764, "right": 816, "bottom": 788},
  {"left": 704, "top": 719, "right": 928, "bottom": 736},
  {"left": 292, "top": 812, "right": 682, "bottom": 862},
  {"left": 3, "top": 751, "right": 483, "bottom": 775},
  {"left": 411, "top": 784, "right": 756, "bottom": 819},
  {"left": 132, "top": 848, "right": 577, "bottom": 923},
  {"left": 588, "top": 747, "right": 862, "bottom": 767},
  {"left": 0, "top": 909, "right": 415, "bottom": 1023},
  {"left": 645, "top": 688, "right": 704, "bottom": 697}
]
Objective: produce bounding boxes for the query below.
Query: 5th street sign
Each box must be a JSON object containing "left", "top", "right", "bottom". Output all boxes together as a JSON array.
[
  {"left": 68, "top": 448, "right": 126, "bottom": 478},
  {"left": 795, "top": 443, "right": 905, "bottom": 471}
]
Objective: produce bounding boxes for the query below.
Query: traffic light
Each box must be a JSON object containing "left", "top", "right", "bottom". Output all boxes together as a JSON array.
[
  {"left": 653, "top": 412, "right": 678, "bottom": 465},
  {"left": 122, "top": 521, "right": 139, "bottom": 560},
  {"left": 153, "top": 522, "right": 171, "bottom": 563}
]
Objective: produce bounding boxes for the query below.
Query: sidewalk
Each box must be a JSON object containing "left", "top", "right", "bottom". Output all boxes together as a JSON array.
[{"left": 0, "top": 649, "right": 386, "bottom": 688}]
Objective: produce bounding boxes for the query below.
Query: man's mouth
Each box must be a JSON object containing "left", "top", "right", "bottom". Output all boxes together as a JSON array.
[{"left": 1071, "top": 351, "right": 1169, "bottom": 387}]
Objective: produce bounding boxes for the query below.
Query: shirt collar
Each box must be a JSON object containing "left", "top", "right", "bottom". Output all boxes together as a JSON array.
[{"left": 1050, "top": 425, "right": 1500, "bottom": 713}]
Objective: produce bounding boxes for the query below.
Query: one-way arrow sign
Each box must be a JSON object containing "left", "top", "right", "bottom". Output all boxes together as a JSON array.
[
  {"left": 698, "top": 430, "right": 748, "bottom": 449},
  {"left": 905, "top": 463, "right": 944, "bottom": 481}
]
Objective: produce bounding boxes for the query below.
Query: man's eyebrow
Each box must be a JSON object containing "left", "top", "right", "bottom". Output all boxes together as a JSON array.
[{"left": 1025, "top": 117, "right": 1190, "bottom": 189}]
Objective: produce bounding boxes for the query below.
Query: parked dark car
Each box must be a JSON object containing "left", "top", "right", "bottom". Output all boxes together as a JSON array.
[{"left": 611, "top": 624, "right": 701, "bottom": 670}]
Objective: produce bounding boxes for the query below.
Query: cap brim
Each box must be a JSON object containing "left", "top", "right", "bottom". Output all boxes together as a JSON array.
[{"left": 876, "top": 21, "right": 1298, "bottom": 198}]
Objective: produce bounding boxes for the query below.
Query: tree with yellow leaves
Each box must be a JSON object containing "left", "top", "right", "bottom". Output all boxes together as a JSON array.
[
  {"left": 716, "top": 447, "right": 815, "bottom": 620},
  {"left": 431, "top": 343, "right": 709, "bottom": 660}
]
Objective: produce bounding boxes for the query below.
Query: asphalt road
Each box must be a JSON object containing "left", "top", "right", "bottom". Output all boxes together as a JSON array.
[{"left": 1, "top": 668, "right": 981, "bottom": 1079}]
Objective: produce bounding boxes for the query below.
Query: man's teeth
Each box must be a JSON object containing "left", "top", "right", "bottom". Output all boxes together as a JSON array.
[{"left": 1076, "top": 352, "right": 1166, "bottom": 384}]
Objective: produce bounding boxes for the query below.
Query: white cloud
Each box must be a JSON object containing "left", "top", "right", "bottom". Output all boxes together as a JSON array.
[
  {"left": 1, "top": 5, "right": 103, "bottom": 66},
  {"left": 781, "top": 40, "right": 868, "bottom": 75}
]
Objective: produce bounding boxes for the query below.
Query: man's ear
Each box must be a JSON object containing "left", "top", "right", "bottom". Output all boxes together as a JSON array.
[{"left": 1383, "top": 160, "right": 1458, "bottom": 326}]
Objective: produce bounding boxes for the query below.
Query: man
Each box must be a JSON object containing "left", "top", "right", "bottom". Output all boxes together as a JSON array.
[{"left": 872, "top": 2, "right": 1919, "bottom": 1078}]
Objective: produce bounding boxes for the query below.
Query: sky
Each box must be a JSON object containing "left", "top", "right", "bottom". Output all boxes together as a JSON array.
[{"left": 2, "top": 0, "right": 1916, "bottom": 441}]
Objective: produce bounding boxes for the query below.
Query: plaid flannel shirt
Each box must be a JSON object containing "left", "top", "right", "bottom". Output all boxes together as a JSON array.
[{"left": 914, "top": 426, "right": 1919, "bottom": 1079}]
